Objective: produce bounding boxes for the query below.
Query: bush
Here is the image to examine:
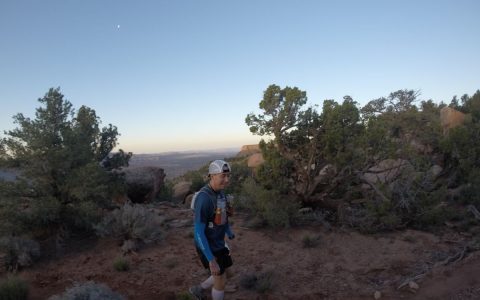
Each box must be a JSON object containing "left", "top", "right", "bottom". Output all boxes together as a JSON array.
[
  {"left": 224, "top": 160, "right": 251, "bottom": 195},
  {"left": 238, "top": 178, "right": 299, "bottom": 228},
  {"left": 183, "top": 170, "right": 206, "bottom": 192},
  {"left": 239, "top": 271, "right": 274, "bottom": 293},
  {"left": 94, "top": 203, "right": 163, "bottom": 246},
  {"left": 113, "top": 257, "right": 129, "bottom": 272},
  {"left": 240, "top": 273, "right": 257, "bottom": 290},
  {"left": 176, "top": 291, "right": 194, "bottom": 300},
  {"left": 301, "top": 234, "right": 320, "bottom": 248},
  {"left": 0, "top": 237, "right": 40, "bottom": 271},
  {"left": 48, "top": 281, "right": 125, "bottom": 300},
  {"left": 157, "top": 180, "right": 174, "bottom": 202},
  {"left": 0, "top": 276, "right": 29, "bottom": 300}
]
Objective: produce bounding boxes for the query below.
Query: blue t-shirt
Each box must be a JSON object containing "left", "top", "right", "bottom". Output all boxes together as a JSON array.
[{"left": 193, "top": 185, "right": 230, "bottom": 260}]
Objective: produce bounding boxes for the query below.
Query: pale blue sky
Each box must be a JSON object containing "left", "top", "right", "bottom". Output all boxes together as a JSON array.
[{"left": 1, "top": 0, "right": 479, "bottom": 153}]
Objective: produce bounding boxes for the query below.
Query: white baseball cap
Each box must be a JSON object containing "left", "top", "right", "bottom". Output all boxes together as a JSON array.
[{"left": 208, "top": 160, "right": 231, "bottom": 175}]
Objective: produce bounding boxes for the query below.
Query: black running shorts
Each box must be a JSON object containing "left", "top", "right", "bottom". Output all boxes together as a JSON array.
[{"left": 195, "top": 245, "right": 233, "bottom": 275}]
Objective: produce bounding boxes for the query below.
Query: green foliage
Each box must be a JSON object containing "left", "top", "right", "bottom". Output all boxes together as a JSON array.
[
  {"left": 246, "top": 84, "right": 307, "bottom": 136},
  {"left": 320, "top": 96, "right": 363, "bottom": 166},
  {"left": 48, "top": 281, "right": 125, "bottom": 300},
  {"left": 182, "top": 170, "right": 206, "bottom": 192},
  {"left": 255, "top": 140, "right": 293, "bottom": 194},
  {"left": 245, "top": 85, "right": 460, "bottom": 233},
  {"left": 0, "top": 88, "right": 131, "bottom": 238},
  {"left": 176, "top": 291, "right": 194, "bottom": 300},
  {"left": 0, "top": 276, "right": 29, "bottom": 300},
  {"left": 224, "top": 158, "right": 254, "bottom": 195},
  {"left": 246, "top": 85, "right": 365, "bottom": 201},
  {"left": 157, "top": 179, "right": 174, "bottom": 202},
  {"left": 113, "top": 257, "right": 130, "bottom": 272},
  {"left": 361, "top": 90, "right": 442, "bottom": 162},
  {"left": 238, "top": 178, "right": 299, "bottom": 228},
  {"left": 255, "top": 271, "right": 274, "bottom": 293},
  {"left": 0, "top": 237, "right": 40, "bottom": 271},
  {"left": 190, "top": 173, "right": 206, "bottom": 192},
  {"left": 441, "top": 124, "right": 480, "bottom": 179},
  {"left": 95, "top": 203, "right": 163, "bottom": 244},
  {"left": 441, "top": 92, "right": 480, "bottom": 206}
]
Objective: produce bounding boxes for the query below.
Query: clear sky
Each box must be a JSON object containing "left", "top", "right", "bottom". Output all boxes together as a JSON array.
[{"left": 1, "top": 0, "right": 479, "bottom": 154}]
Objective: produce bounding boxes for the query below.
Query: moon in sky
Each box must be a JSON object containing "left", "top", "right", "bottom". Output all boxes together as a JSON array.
[{"left": 117, "top": 25, "right": 121, "bottom": 29}]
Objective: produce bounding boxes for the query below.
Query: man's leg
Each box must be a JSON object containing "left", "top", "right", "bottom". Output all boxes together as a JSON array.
[
  {"left": 212, "top": 273, "right": 226, "bottom": 300},
  {"left": 200, "top": 275, "right": 214, "bottom": 289}
]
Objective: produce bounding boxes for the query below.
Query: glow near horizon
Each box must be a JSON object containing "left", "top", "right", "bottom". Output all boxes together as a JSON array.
[{"left": 0, "top": 1, "right": 479, "bottom": 154}]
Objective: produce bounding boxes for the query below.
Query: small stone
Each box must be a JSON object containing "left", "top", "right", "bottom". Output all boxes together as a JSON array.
[
  {"left": 408, "top": 281, "right": 419, "bottom": 290},
  {"left": 374, "top": 290, "right": 381, "bottom": 299}
]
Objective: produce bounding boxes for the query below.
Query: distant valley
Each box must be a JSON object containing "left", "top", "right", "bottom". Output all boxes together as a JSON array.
[
  {"left": 127, "top": 148, "right": 239, "bottom": 179},
  {"left": 0, "top": 148, "right": 241, "bottom": 181}
]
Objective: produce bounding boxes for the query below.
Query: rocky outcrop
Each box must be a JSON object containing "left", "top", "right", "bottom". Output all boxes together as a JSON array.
[
  {"left": 123, "top": 167, "right": 165, "bottom": 203},
  {"left": 237, "top": 144, "right": 261, "bottom": 157},
  {"left": 440, "top": 107, "right": 466, "bottom": 135},
  {"left": 172, "top": 181, "right": 192, "bottom": 202},
  {"left": 247, "top": 153, "right": 264, "bottom": 168}
]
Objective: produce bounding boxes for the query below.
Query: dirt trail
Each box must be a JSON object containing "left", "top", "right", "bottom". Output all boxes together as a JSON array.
[{"left": 9, "top": 203, "right": 480, "bottom": 299}]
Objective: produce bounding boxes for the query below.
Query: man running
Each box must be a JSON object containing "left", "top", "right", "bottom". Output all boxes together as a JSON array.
[{"left": 190, "top": 160, "right": 235, "bottom": 300}]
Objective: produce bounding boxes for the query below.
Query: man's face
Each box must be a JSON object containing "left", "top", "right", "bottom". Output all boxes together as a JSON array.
[{"left": 210, "top": 172, "right": 231, "bottom": 190}]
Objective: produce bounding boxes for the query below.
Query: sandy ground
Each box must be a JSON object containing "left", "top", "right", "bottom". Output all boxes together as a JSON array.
[{"left": 8, "top": 202, "right": 480, "bottom": 300}]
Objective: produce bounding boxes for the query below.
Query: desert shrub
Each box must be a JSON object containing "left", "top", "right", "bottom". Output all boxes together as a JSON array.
[
  {"left": 238, "top": 178, "right": 299, "bottom": 228},
  {"left": 0, "top": 237, "right": 40, "bottom": 271},
  {"left": 163, "top": 257, "right": 178, "bottom": 269},
  {"left": 239, "top": 273, "right": 258, "bottom": 290},
  {"left": 0, "top": 275, "right": 29, "bottom": 300},
  {"left": 94, "top": 203, "right": 163, "bottom": 245},
  {"left": 157, "top": 180, "right": 174, "bottom": 202},
  {"left": 48, "top": 281, "right": 125, "bottom": 300},
  {"left": 354, "top": 160, "right": 459, "bottom": 232},
  {"left": 301, "top": 234, "right": 320, "bottom": 248},
  {"left": 112, "top": 257, "right": 129, "bottom": 272},
  {"left": 182, "top": 170, "right": 206, "bottom": 192},
  {"left": 239, "top": 271, "right": 274, "bottom": 293},
  {"left": 176, "top": 291, "right": 194, "bottom": 300},
  {"left": 256, "top": 271, "right": 274, "bottom": 293},
  {"left": 224, "top": 160, "right": 251, "bottom": 195},
  {"left": 460, "top": 168, "right": 480, "bottom": 206},
  {"left": 440, "top": 93, "right": 480, "bottom": 206},
  {"left": 254, "top": 140, "right": 293, "bottom": 194}
]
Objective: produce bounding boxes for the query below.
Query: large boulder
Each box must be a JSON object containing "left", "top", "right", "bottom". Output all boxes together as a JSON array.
[
  {"left": 440, "top": 107, "right": 466, "bottom": 135},
  {"left": 363, "top": 159, "right": 413, "bottom": 185},
  {"left": 123, "top": 167, "right": 165, "bottom": 203},
  {"left": 173, "top": 180, "right": 192, "bottom": 202}
]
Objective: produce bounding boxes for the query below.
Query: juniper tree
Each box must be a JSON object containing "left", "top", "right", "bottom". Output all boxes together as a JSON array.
[
  {"left": 0, "top": 87, "right": 131, "bottom": 237},
  {"left": 246, "top": 85, "right": 364, "bottom": 205}
]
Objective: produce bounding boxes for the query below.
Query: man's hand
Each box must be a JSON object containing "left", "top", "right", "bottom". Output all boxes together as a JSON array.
[{"left": 209, "top": 260, "right": 220, "bottom": 276}]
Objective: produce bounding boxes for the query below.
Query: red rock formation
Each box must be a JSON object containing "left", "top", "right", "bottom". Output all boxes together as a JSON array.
[{"left": 440, "top": 107, "right": 466, "bottom": 135}]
